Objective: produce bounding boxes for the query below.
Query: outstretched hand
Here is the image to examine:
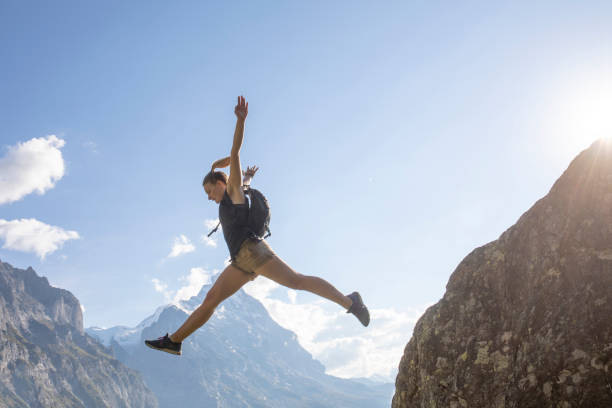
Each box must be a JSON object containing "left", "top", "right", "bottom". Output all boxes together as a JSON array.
[
  {"left": 242, "top": 165, "right": 259, "bottom": 178},
  {"left": 234, "top": 96, "right": 248, "bottom": 120}
]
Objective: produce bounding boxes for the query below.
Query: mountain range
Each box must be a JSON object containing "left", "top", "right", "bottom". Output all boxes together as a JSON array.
[
  {"left": 0, "top": 260, "right": 157, "bottom": 408},
  {"left": 0, "top": 258, "right": 392, "bottom": 407},
  {"left": 88, "top": 278, "right": 394, "bottom": 407}
]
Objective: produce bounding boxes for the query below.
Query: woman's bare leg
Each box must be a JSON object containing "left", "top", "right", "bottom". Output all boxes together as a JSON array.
[
  {"left": 170, "top": 265, "right": 252, "bottom": 343},
  {"left": 254, "top": 257, "right": 352, "bottom": 310}
]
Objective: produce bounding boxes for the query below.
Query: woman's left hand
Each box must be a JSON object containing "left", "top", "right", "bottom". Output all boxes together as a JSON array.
[{"left": 242, "top": 165, "right": 259, "bottom": 178}]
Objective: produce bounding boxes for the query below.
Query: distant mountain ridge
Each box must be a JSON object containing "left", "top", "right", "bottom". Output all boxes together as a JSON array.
[
  {"left": 88, "top": 279, "right": 394, "bottom": 407},
  {"left": 0, "top": 260, "right": 157, "bottom": 408}
]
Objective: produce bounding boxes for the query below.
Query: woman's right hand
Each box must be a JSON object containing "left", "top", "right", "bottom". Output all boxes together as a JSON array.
[{"left": 234, "top": 96, "right": 248, "bottom": 120}]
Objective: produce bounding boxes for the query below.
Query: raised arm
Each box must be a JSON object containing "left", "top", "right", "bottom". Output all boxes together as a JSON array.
[{"left": 227, "top": 96, "right": 248, "bottom": 196}]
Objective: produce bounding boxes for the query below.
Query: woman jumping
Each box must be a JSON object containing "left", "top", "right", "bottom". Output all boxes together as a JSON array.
[{"left": 145, "top": 96, "right": 369, "bottom": 355}]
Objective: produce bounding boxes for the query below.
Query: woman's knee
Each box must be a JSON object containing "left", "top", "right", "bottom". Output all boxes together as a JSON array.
[{"left": 203, "top": 290, "right": 221, "bottom": 309}]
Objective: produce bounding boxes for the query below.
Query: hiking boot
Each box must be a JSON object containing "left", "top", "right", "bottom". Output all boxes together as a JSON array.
[
  {"left": 144, "top": 333, "right": 182, "bottom": 355},
  {"left": 346, "top": 292, "right": 370, "bottom": 327}
]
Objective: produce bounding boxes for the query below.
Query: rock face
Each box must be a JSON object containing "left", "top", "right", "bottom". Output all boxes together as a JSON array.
[
  {"left": 393, "top": 139, "right": 612, "bottom": 408},
  {"left": 88, "top": 281, "right": 394, "bottom": 408},
  {"left": 0, "top": 261, "right": 158, "bottom": 408}
]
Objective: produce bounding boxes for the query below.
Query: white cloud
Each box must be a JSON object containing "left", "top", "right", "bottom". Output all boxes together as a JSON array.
[
  {"left": 201, "top": 234, "right": 217, "bottom": 248},
  {"left": 151, "top": 267, "right": 215, "bottom": 306},
  {"left": 287, "top": 289, "right": 297, "bottom": 304},
  {"left": 168, "top": 234, "right": 195, "bottom": 258},
  {"left": 152, "top": 278, "right": 168, "bottom": 293},
  {"left": 173, "top": 267, "right": 213, "bottom": 303},
  {"left": 0, "top": 135, "right": 66, "bottom": 205},
  {"left": 151, "top": 278, "right": 172, "bottom": 303},
  {"left": 205, "top": 219, "right": 220, "bottom": 230},
  {"left": 243, "top": 278, "right": 423, "bottom": 381},
  {"left": 244, "top": 277, "right": 279, "bottom": 299},
  {"left": 0, "top": 218, "right": 80, "bottom": 259},
  {"left": 201, "top": 219, "right": 220, "bottom": 248}
]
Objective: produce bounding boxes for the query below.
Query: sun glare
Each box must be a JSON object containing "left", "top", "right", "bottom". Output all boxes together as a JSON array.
[
  {"left": 542, "top": 73, "right": 612, "bottom": 154},
  {"left": 571, "top": 90, "right": 612, "bottom": 141},
  {"left": 562, "top": 77, "right": 612, "bottom": 147}
]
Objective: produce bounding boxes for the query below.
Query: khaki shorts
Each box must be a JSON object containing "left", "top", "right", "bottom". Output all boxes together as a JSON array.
[{"left": 232, "top": 238, "right": 277, "bottom": 278}]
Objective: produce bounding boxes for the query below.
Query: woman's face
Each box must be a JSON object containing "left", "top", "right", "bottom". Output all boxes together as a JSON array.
[{"left": 203, "top": 181, "right": 225, "bottom": 204}]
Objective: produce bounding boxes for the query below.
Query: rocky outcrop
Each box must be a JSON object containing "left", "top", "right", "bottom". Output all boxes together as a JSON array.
[
  {"left": 0, "top": 261, "right": 158, "bottom": 408},
  {"left": 393, "top": 139, "right": 612, "bottom": 408}
]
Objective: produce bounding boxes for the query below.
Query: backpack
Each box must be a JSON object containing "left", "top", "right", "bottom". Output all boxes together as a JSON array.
[
  {"left": 207, "top": 186, "right": 271, "bottom": 239},
  {"left": 244, "top": 186, "right": 271, "bottom": 239}
]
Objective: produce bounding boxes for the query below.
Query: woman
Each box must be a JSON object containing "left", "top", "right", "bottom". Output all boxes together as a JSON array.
[{"left": 145, "top": 96, "right": 369, "bottom": 356}]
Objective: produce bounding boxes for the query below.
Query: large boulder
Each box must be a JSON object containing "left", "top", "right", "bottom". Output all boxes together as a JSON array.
[{"left": 393, "top": 139, "right": 612, "bottom": 408}]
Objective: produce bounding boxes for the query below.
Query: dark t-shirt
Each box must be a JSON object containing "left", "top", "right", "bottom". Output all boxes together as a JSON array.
[{"left": 219, "top": 190, "right": 259, "bottom": 260}]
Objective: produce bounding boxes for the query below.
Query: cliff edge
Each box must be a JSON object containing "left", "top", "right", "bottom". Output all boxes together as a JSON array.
[{"left": 393, "top": 140, "right": 612, "bottom": 408}]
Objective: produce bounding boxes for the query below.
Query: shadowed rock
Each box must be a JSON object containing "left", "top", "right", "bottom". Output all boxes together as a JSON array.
[
  {"left": 0, "top": 261, "right": 158, "bottom": 408},
  {"left": 393, "top": 139, "right": 612, "bottom": 408}
]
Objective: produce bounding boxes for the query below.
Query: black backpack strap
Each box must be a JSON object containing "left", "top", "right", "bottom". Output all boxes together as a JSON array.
[{"left": 207, "top": 222, "right": 221, "bottom": 237}]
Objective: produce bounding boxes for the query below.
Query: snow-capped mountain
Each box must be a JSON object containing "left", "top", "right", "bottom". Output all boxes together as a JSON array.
[{"left": 87, "top": 281, "right": 393, "bottom": 407}]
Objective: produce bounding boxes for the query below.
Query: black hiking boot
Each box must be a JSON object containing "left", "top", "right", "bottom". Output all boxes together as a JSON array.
[
  {"left": 144, "top": 333, "right": 182, "bottom": 355},
  {"left": 346, "top": 292, "right": 370, "bottom": 327}
]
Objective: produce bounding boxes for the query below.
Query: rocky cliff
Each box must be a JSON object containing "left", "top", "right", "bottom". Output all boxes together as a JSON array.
[
  {"left": 393, "top": 139, "right": 612, "bottom": 408},
  {"left": 0, "top": 261, "right": 158, "bottom": 408}
]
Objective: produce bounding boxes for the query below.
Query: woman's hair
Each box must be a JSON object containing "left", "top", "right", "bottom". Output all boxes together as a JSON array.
[{"left": 203, "top": 170, "right": 228, "bottom": 187}]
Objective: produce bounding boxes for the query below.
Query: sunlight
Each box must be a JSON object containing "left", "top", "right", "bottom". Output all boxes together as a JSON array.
[
  {"left": 558, "top": 75, "right": 612, "bottom": 149},
  {"left": 569, "top": 89, "right": 612, "bottom": 142}
]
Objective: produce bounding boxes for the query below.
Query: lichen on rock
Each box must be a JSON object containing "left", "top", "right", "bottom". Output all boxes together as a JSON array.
[{"left": 393, "top": 140, "right": 612, "bottom": 408}]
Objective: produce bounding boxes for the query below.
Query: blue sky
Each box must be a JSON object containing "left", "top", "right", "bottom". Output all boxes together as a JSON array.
[{"left": 1, "top": 1, "right": 611, "bottom": 379}]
